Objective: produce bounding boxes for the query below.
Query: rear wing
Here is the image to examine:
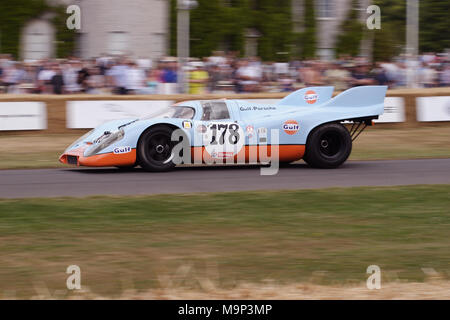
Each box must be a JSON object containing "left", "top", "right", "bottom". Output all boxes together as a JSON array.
[
  {"left": 320, "top": 85, "right": 387, "bottom": 110},
  {"left": 277, "top": 86, "right": 334, "bottom": 107},
  {"left": 321, "top": 86, "right": 388, "bottom": 139}
]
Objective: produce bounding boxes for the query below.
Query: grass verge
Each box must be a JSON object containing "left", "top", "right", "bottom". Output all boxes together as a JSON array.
[{"left": 0, "top": 185, "right": 449, "bottom": 299}]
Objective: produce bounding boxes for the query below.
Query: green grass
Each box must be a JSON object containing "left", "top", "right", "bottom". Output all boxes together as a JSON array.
[
  {"left": 0, "top": 151, "right": 66, "bottom": 170},
  {"left": 0, "top": 185, "right": 449, "bottom": 298}
]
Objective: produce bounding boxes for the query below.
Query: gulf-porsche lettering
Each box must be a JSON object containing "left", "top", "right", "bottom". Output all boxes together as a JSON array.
[
  {"left": 113, "top": 146, "right": 132, "bottom": 154},
  {"left": 239, "top": 106, "right": 276, "bottom": 111}
]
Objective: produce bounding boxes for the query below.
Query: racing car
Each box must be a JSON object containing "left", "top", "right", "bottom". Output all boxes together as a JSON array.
[{"left": 59, "top": 85, "right": 387, "bottom": 171}]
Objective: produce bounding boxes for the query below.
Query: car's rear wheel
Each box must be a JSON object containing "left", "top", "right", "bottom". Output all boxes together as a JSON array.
[
  {"left": 137, "top": 126, "right": 176, "bottom": 172},
  {"left": 303, "top": 123, "right": 352, "bottom": 169}
]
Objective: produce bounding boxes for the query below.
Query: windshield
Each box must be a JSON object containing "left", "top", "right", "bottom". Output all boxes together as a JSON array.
[{"left": 141, "top": 105, "right": 195, "bottom": 120}]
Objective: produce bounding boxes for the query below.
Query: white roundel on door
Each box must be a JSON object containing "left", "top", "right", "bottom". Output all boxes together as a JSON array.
[{"left": 202, "top": 122, "right": 245, "bottom": 159}]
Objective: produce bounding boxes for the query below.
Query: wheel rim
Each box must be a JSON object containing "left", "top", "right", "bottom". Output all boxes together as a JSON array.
[
  {"left": 319, "top": 131, "right": 342, "bottom": 157},
  {"left": 146, "top": 132, "right": 173, "bottom": 164}
]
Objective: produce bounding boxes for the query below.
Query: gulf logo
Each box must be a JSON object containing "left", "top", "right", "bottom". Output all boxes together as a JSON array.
[
  {"left": 113, "top": 146, "right": 132, "bottom": 154},
  {"left": 304, "top": 90, "right": 318, "bottom": 104},
  {"left": 283, "top": 120, "right": 300, "bottom": 135}
]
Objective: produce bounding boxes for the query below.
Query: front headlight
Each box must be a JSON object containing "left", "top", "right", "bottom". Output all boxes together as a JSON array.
[{"left": 84, "top": 129, "right": 125, "bottom": 157}]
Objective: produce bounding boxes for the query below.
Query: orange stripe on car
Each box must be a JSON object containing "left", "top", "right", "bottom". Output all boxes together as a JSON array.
[
  {"left": 78, "top": 149, "right": 137, "bottom": 167},
  {"left": 191, "top": 145, "right": 305, "bottom": 163},
  {"left": 60, "top": 145, "right": 303, "bottom": 167}
]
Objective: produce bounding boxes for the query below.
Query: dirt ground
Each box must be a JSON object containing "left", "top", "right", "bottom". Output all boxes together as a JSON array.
[{"left": 25, "top": 279, "right": 450, "bottom": 300}]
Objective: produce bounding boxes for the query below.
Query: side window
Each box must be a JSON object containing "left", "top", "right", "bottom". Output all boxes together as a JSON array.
[{"left": 201, "top": 101, "right": 230, "bottom": 121}]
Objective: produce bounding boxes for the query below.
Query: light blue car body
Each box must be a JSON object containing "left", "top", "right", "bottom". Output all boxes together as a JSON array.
[{"left": 63, "top": 85, "right": 387, "bottom": 163}]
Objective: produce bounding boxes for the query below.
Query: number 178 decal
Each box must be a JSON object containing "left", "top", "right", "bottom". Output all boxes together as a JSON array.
[
  {"left": 209, "top": 123, "right": 240, "bottom": 145},
  {"left": 204, "top": 122, "right": 245, "bottom": 159}
]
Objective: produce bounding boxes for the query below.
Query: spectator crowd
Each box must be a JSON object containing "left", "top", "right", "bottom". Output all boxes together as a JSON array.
[{"left": 0, "top": 51, "right": 449, "bottom": 95}]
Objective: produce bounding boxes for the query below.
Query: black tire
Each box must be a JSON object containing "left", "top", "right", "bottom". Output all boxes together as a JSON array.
[
  {"left": 303, "top": 123, "right": 352, "bottom": 169},
  {"left": 137, "top": 125, "right": 177, "bottom": 172}
]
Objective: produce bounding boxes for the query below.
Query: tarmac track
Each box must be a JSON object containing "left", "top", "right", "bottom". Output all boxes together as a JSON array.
[{"left": 0, "top": 158, "right": 449, "bottom": 198}]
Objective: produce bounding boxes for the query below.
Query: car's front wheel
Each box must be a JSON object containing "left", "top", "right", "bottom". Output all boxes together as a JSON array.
[
  {"left": 137, "top": 126, "right": 177, "bottom": 172},
  {"left": 303, "top": 123, "right": 352, "bottom": 169}
]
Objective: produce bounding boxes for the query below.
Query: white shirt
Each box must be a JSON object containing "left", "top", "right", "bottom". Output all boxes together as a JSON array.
[
  {"left": 127, "top": 67, "right": 146, "bottom": 90},
  {"left": 63, "top": 67, "right": 81, "bottom": 92},
  {"left": 38, "top": 69, "right": 56, "bottom": 81},
  {"left": 108, "top": 65, "right": 129, "bottom": 88}
]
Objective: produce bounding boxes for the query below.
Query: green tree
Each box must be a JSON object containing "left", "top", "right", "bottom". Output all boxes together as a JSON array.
[
  {"left": 253, "top": 0, "right": 294, "bottom": 61},
  {"left": 169, "top": 0, "right": 177, "bottom": 56},
  {"left": 298, "top": 0, "right": 316, "bottom": 59},
  {"left": 371, "top": 0, "right": 406, "bottom": 61},
  {"left": 335, "top": 0, "right": 364, "bottom": 57},
  {"left": 0, "top": 0, "right": 49, "bottom": 58},
  {"left": 52, "top": 5, "right": 76, "bottom": 58},
  {"left": 169, "top": 0, "right": 294, "bottom": 60},
  {"left": 371, "top": 0, "right": 449, "bottom": 61},
  {"left": 0, "top": 0, "right": 76, "bottom": 58},
  {"left": 419, "top": 0, "right": 450, "bottom": 52},
  {"left": 170, "top": 0, "right": 245, "bottom": 57},
  {"left": 217, "top": 1, "right": 249, "bottom": 55}
]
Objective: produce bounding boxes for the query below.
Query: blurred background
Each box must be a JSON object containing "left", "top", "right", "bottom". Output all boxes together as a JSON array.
[{"left": 0, "top": 0, "right": 448, "bottom": 95}]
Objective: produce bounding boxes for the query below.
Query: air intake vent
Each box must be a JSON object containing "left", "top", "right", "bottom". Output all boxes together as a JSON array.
[{"left": 67, "top": 156, "right": 78, "bottom": 165}]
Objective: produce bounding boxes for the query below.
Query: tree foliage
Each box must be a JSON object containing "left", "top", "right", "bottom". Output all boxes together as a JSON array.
[
  {"left": 252, "top": 0, "right": 294, "bottom": 61},
  {"left": 52, "top": 5, "right": 77, "bottom": 58},
  {"left": 371, "top": 0, "right": 449, "bottom": 61},
  {"left": 170, "top": 0, "right": 294, "bottom": 61},
  {"left": 0, "top": 0, "right": 76, "bottom": 59},
  {"left": 371, "top": 0, "right": 406, "bottom": 61},
  {"left": 298, "top": 0, "right": 316, "bottom": 59},
  {"left": 335, "top": 0, "right": 364, "bottom": 57},
  {"left": 0, "top": 0, "right": 49, "bottom": 58},
  {"left": 419, "top": 0, "right": 450, "bottom": 53}
]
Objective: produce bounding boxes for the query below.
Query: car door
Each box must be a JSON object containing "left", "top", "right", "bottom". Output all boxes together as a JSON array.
[{"left": 192, "top": 101, "right": 245, "bottom": 161}]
